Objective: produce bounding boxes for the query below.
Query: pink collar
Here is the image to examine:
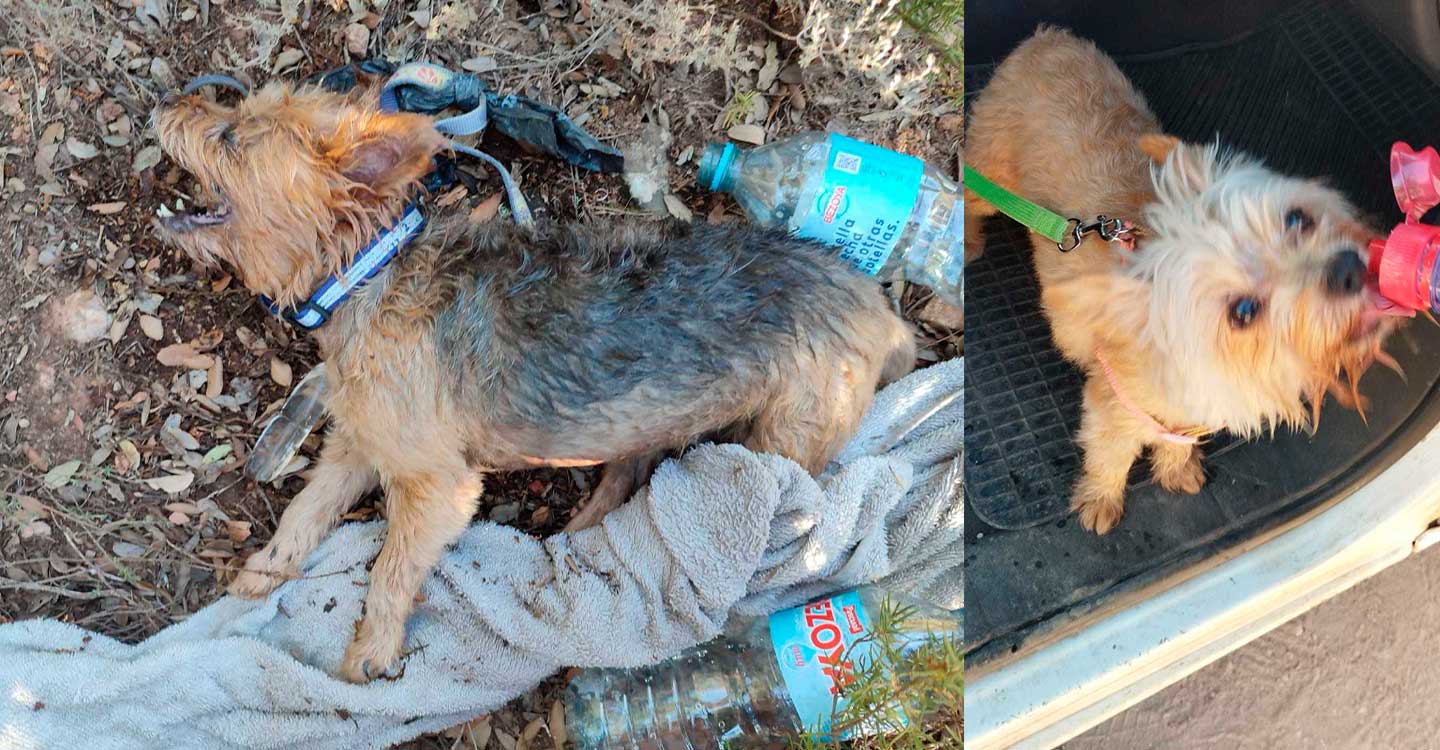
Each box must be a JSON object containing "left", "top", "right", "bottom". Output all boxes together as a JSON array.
[{"left": 1093, "top": 348, "right": 1200, "bottom": 446}]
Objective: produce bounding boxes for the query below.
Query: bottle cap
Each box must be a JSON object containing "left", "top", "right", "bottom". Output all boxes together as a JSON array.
[
  {"left": 1372, "top": 223, "right": 1440, "bottom": 312},
  {"left": 697, "top": 142, "right": 738, "bottom": 193}
]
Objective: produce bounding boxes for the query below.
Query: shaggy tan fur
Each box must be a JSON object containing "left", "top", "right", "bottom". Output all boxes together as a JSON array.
[
  {"left": 151, "top": 82, "right": 914, "bottom": 682},
  {"left": 966, "top": 28, "right": 1400, "bottom": 534}
]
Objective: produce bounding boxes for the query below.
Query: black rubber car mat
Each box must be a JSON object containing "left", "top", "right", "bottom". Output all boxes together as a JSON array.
[{"left": 965, "top": 0, "right": 1440, "bottom": 657}]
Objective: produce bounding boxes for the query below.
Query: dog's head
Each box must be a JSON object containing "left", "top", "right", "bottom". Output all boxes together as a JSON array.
[
  {"left": 1057, "top": 135, "right": 1401, "bottom": 435},
  {"left": 149, "top": 82, "right": 446, "bottom": 307}
]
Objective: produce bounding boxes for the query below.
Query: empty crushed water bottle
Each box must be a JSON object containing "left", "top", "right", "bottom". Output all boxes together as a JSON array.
[
  {"left": 697, "top": 132, "right": 962, "bottom": 307},
  {"left": 564, "top": 585, "right": 961, "bottom": 749},
  {"left": 246, "top": 363, "right": 328, "bottom": 482}
]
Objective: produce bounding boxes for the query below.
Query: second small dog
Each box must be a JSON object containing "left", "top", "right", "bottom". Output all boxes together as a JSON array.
[
  {"left": 966, "top": 28, "right": 1399, "bottom": 534},
  {"left": 150, "top": 82, "right": 914, "bottom": 681}
]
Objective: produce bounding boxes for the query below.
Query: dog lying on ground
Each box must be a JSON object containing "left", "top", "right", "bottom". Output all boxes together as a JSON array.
[
  {"left": 965, "top": 28, "right": 1399, "bottom": 534},
  {"left": 150, "top": 81, "right": 914, "bottom": 681}
]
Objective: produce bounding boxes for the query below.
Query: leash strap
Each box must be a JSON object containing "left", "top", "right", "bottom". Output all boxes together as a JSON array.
[
  {"left": 260, "top": 204, "right": 427, "bottom": 330},
  {"left": 964, "top": 164, "right": 1137, "bottom": 252},
  {"left": 1094, "top": 348, "right": 1200, "bottom": 446},
  {"left": 380, "top": 62, "right": 534, "bottom": 227},
  {"left": 964, "top": 164, "right": 1072, "bottom": 245}
]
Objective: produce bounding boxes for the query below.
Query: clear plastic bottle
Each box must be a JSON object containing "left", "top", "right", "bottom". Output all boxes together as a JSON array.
[
  {"left": 246, "top": 363, "right": 328, "bottom": 482},
  {"left": 697, "top": 132, "right": 961, "bottom": 307},
  {"left": 564, "top": 586, "right": 961, "bottom": 749}
]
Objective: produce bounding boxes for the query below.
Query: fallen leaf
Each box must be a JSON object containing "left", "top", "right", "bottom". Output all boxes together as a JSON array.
[
  {"left": 144, "top": 471, "right": 195, "bottom": 494},
  {"left": 202, "top": 443, "right": 232, "bottom": 463},
  {"left": 224, "top": 520, "right": 252, "bottom": 543},
  {"left": 344, "top": 23, "right": 370, "bottom": 56},
  {"left": 270, "top": 358, "right": 293, "bottom": 387},
  {"left": 112, "top": 541, "right": 147, "bottom": 557},
  {"left": 468, "top": 193, "right": 502, "bottom": 224},
  {"left": 88, "top": 201, "right": 127, "bottom": 214},
  {"left": 461, "top": 56, "right": 497, "bottom": 73},
  {"left": 663, "top": 193, "right": 693, "bottom": 222},
  {"left": 168, "top": 511, "right": 190, "bottom": 525},
  {"left": 756, "top": 41, "right": 780, "bottom": 91},
  {"left": 517, "top": 718, "right": 543, "bottom": 750},
  {"left": 727, "top": 124, "right": 765, "bottom": 145},
  {"left": 65, "top": 138, "right": 98, "bottom": 160},
  {"left": 435, "top": 185, "right": 468, "bottom": 207},
  {"left": 139, "top": 314, "right": 163, "bottom": 340},
  {"left": 20, "top": 520, "right": 51, "bottom": 540},
  {"left": 132, "top": 145, "right": 161, "bottom": 173},
  {"left": 272, "top": 48, "right": 304, "bottom": 74},
  {"left": 116, "top": 439, "right": 141, "bottom": 474},
  {"left": 206, "top": 358, "right": 223, "bottom": 398},
  {"left": 157, "top": 343, "right": 214, "bottom": 369},
  {"left": 43, "top": 459, "right": 82, "bottom": 488},
  {"left": 548, "top": 700, "right": 567, "bottom": 749}
]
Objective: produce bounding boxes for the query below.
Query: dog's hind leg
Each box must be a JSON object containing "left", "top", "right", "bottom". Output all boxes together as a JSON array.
[
  {"left": 230, "top": 432, "right": 378, "bottom": 599},
  {"left": 746, "top": 357, "right": 875, "bottom": 475},
  {"left": 564, "top": 452, "right": 663, "bottom": 532}
]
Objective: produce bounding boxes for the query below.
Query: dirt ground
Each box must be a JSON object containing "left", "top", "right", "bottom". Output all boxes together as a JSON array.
[
  {"left": 1062, "top": 544, "right": 1440, "bottom": 750},
  {"left": 0, "top": 0, "right": 959, "bottom": 746}
]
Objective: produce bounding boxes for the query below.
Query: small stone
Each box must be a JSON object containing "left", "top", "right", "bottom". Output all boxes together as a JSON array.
[{"left": 489, "top": 502, "right": 520, "bottom": 524}]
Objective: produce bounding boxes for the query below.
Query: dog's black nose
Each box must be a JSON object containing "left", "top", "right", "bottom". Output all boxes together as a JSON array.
[{"left": 1325, "top": 248, "right": 1367, "bottom": 296}]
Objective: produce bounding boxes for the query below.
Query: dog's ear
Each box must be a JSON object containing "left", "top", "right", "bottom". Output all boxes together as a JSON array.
[
  {"left": 325, "top": 112, "right": 446, "bottom": 198},
  {"left": 1043, "top": 271, "right": 1151, "bottom": 355},
  {"left": 1140, "top": 135, "right": 1217, "bottom": 198},
  {"left": 1138, "top": 133, "right": 1180, "bottom": 163}
]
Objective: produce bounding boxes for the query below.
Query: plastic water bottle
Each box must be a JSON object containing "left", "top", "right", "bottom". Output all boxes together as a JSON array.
[
  {"left": 246, "top": 363, "right": 328, "bottom": 482},
  {"left": 697, "top": 132, "right": 961, "bottom": 307},
  {"left": 563, "top": 586, "right": 961, "bottom": 749}
]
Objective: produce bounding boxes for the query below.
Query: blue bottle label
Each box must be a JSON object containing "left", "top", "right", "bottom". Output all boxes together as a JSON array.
[
  {"left": 769, "top": 590, "right": 893, "bottom": 739},
  {"left": 795, "top": 134, "right": 924, "bottom": 276}
]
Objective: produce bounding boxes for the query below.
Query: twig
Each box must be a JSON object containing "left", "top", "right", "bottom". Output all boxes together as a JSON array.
[{"left": 0, "top": 575, "right": 131, "bottom": 602}]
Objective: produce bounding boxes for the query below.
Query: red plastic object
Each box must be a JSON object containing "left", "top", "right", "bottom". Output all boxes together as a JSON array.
[{"left": 1370, "top": 142, "right": 1440, "bottom": 314}]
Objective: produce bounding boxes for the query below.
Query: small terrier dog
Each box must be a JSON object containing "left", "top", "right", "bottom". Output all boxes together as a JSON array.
[
  {"left": 151, "top": 82, "right": 914, "bottom": 681},
  {"left": 966, "top": 28, "right": 1399, "bottom": 534}
]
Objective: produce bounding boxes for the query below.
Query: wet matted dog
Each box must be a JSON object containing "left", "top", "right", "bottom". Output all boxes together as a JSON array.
[{"left": 150, "top": 81, "right": 915, "bottom": 681}]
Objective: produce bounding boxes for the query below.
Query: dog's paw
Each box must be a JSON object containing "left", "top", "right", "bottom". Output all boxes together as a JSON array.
[
  {"left": 339, "top": 622, "right": 406, "bottom": 683},
  {"left": 1155, "top": 451, "right": 1206, "bottom": 495},
  {"left": 1071, "top": 481, "right": 1125, "bottom": 535},
  {"left": 228, "top": 553, "right": 296, "bottom": 599}
]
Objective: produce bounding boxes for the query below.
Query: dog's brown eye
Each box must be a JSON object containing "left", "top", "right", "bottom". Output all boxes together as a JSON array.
[
  {"left": 1284, "top": 208, "right": 1313, "bottom": 233},
  {"left": 1229, "top": 296, "right": 1262, "bottom": 328}
]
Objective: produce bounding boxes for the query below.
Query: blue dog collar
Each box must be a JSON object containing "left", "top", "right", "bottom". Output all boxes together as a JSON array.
[{"left": 260, "top": 203, "right": 426, "bottom": 330}]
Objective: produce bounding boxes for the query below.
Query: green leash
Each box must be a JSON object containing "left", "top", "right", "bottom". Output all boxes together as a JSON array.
[{"left": 963, "top": 164, "right": 1136, "bottom": 252}]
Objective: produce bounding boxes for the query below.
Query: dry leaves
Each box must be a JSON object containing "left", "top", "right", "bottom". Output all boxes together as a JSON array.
[
  {"left": 139, "top": 314, "right": 164, "bottom": 340},
  {"left": 726, "top": 124, "right": 765, "bottom": 145},
  {"left": 270, "top": 358, "right": 293, "bottom": 387},
  {"left": 157, "top": 343, "right": 214, "bottom": 370},
  {"left": 143, "top": 471, "right": 195, "bottom": 494},
  {"left": 87, "top": 201, "right": 127, "bottom": 215}
]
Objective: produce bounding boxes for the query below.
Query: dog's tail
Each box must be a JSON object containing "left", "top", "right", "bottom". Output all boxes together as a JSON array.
[{"left": 880, "top": 314, "right": 919, "bottom": 386}]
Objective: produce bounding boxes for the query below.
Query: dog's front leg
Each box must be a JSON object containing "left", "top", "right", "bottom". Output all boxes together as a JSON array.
[
  {"left": 1151, "top": 441, "right": 1206, "bottom": 495},
  {"left": 231, "top": 432, "right": 378, "bottom": 598},
  {"left": 340, "top": 469, "right": 484, "bottom": 683},
  {"left": 1070, "top": 378, "right": 1146, "bottom": 535}
]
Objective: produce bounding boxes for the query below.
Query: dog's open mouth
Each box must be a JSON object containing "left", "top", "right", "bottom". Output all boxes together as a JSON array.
[{"left": 155, "top": 197, "right": 231, "bottom": 232}]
